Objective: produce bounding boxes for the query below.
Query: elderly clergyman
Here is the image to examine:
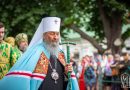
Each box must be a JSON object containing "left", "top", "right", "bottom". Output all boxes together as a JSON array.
[
  {"left": 0, "top": 16, "right": 79, "bottom": 90},
  {"left": 15, "top": 33, "right": 28, "bottom": 53}
]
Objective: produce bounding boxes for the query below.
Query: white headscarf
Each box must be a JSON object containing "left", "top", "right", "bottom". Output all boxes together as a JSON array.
[{"left": 28, "top": 17, "right": 61, "bottom": 48}]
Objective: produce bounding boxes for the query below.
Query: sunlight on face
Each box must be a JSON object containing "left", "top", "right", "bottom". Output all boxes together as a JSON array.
[
  {"left": 43, "top": 31, "right": 60, "bottom": 56},
  {"left": 43, "top": 31, "right": 60, "bottom": 47},
  {"left": 18, "top": 41, "right": 28, "bottom": 52}
]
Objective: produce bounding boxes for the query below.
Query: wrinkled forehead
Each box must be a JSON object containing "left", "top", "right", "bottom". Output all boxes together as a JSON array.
[{"left": 44, "top": 31, "right": 60, "bottom": 35}]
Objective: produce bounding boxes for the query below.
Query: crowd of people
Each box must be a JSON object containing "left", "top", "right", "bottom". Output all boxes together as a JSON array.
[
  {"left": 72, "top": 50, "right": 130, "bottom": 90},
  {"left": 0, "top": 16, "right": 130, "bottom": 90}
]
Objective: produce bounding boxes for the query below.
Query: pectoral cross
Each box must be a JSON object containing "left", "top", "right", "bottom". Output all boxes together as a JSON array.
[{"left": 54, "top": 19, "right": 58, "bottom": 24}]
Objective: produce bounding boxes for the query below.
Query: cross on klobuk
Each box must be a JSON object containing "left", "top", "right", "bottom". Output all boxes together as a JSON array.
[{"left": 54, "top": 19, "right": 58, "bottom": 24}]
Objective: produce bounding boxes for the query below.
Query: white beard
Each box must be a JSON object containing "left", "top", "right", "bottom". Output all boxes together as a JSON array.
[{"left": 43, "top": 39, "right": 59, "bottom": 57}]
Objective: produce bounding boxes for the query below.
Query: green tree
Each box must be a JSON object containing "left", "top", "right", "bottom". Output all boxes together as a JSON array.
[
  {"left": 62, "top": 0, "right": 130, "bottom": 54},
  {"left": 0, "top": 0, "right": 130, "bottom": 54}
]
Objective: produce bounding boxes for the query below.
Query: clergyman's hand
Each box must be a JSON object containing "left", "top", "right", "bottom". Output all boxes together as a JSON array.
[{"left": 65, "top": 63, "right": 73, "bottom": 74}]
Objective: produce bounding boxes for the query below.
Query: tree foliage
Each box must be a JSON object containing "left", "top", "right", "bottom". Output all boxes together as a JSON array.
[{"left": 0, "top": 0, "right": 130, "bottom": 53}]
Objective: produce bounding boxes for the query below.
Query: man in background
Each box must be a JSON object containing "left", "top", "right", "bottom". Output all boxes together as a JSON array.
[
  {"left": 0, "top": 22, "right": 16, "bottom": 79},
  {"left": 15, "top": 33, "right": 28, "bottom": 54}
]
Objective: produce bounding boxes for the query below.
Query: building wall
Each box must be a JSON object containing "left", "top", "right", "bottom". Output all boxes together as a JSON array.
[{"left": 61, "top": 38, "right": 97, "bottom": 61}]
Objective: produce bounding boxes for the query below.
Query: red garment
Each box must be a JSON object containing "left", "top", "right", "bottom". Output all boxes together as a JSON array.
[{"left": 78, "top": 65, "right": 86, "bottom": 90}]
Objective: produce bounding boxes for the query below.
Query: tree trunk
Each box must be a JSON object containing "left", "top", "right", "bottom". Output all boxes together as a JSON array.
[
  {"left": 98, "top": 0, "right": 122, "bottom": 55},
  {"left": 108, "top": 11, "right": 122, "bottom": 54},
  {"left": 69, "top": 24, "right": 104, "bottom": 54}
]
